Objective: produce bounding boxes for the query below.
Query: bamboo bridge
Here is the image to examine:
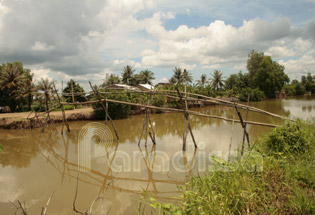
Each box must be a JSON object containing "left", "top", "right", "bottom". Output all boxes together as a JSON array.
[{"left": 27, "top": 81, "right": 291, "bottom": 154}]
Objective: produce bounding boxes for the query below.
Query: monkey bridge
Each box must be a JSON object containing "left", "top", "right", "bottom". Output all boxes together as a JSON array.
[{"left": 28, "top": 81, "right": 291, "bottom": 154}]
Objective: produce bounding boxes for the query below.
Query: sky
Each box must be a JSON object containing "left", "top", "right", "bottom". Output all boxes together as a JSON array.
[{"left": 0, "top": 0, "right": 314, "bottom": 90}]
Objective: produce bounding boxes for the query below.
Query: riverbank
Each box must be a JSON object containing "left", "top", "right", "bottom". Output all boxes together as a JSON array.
[
  {"left": 142, "top": 120, "right": 315, "bottom": 214},
  {"left": 0, "top": 107, "right": 95, "bottom": 129}
]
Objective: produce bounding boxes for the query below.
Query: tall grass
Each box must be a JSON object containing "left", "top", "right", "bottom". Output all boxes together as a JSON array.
[{"left": 139, "top": 120, "right": 315, "bottom": 214}]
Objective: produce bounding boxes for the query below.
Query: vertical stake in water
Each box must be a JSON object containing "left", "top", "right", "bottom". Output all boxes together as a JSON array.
[{"left": 71, "top": 79, "right": 75, "bottom": 110}]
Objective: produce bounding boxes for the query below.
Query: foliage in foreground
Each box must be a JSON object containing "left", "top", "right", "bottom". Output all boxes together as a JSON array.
[{"left": 140, "top": 120, "right": 315, "bottom": 215}]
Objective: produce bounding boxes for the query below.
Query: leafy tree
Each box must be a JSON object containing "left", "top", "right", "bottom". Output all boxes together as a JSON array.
[
  {"left": 247, "top": 50, "right": 264, "bottom": 87},
  {"left": 210, "top": 70, "right": 225, "bottom": 92},
  {"left": 130, "top": 74, "right": 143, "bottom": 86},
  {"left": 122, "top": 65, "right": 135, "bottom": 85},
  {"left": 139, "top": 69, "right": 155, "bottom": 84},
  {"left": 253, "top": 56, "right": 289, "bottom": 98},
  {"left": 62, "top": 79, "right": 87, "bottom": 103},
  {"left": 301, "top": 73, "right": 315, "bottom": 94},
  {"left": 102, "top": 74, "right": 121, "bottom": 87}
]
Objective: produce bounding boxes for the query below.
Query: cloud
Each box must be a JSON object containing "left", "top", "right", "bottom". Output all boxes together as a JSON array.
[
  {"left": 0, "top": 0, "right": 314, "bottom": 87},
  {"left": 279, "top": 50, "right": 315, "bottom": 80},
  {"left": 32, "top": 41, "right": 54, "bottom": 51}
]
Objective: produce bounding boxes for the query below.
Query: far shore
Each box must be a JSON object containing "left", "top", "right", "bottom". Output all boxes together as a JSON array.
[{"left": 0, "top": 107, "right": 94, "bottom": 129}]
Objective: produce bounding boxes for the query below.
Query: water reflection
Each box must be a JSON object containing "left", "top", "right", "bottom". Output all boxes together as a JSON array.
[{"left": 0, "top": 96, "right": 314, "bottom": 214}]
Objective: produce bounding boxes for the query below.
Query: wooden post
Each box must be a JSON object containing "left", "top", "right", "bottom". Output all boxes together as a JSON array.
[
  {"left": 71, "top": 80, "right": 75, "bottom": 110},
  {"left": 234, "top": 105, "right": 250, "bottom": 146},
  {"left": 176, "top": 87, "right": 197, "bottom": 151},
  {"left": 53, "top": 83, "right": 70, "bottom": 134},
  {"left": 241, "top": 94, "right": 251, "bottom": 155},
  {"left": 139, "top": 91, "right": 156, "bottom": 146},
  {"left": 89, "top": 81, "right": 119, "bottom": 140}
]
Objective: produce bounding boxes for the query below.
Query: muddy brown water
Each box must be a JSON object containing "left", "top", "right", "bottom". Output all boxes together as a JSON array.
[{"left": 0, "top": 96, "right": 314, "bottom": 214}]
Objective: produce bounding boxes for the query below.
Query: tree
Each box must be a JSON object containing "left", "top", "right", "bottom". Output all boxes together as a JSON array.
[
  {"left": 247, "top": 50, "right": 264, "bottom": 87},
  {"left": 197, "top": 74, "right": 207, "bottom": 87},
  {"left": 122, "top": 65, "right": 135, "bottom": 85},
  {"left": 170, "top": 67, "right": 184, "bottom": 86},
  {"left": 37, "top": 78, "right": 54, "bottom": 111},
  {"left": 253, "top": 56, "right": 289, "bottom": 98},
  {"left": 14, "top": 70, "right": 36, "bottom": 110},
  {"left": 210, "top": 70, "right": 225, "bottom": 92},
  {"left": 182, "top": 69, "right": 193, "bottom": 85},
  {"left": 169, "top": 67, "right": 192, "bottom": 86},
  {"left": 0, "top": 62, "right": 29, "bottom": 111},
  {"left": 139, "top": 69, "right": 155, "bottom": 84},
  {"left": 63, "top": 80, "right": 87, "bottom": 103},
  {"left": 101, "top": 74, "right": 121, "bottom": 87},
  {"left": 302, "top": 73, "right": 315, "bottom": 94}
]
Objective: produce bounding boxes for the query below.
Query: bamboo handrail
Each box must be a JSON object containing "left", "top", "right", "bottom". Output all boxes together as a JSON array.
[{"left": 60, "top": 99, "right": 279, "bottom": 127}]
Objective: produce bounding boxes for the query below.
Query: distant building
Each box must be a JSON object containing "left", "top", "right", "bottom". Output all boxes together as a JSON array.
[
  {"left": 137, "top": 84, "right": 154, "bottom": 91},
  {"left": 105, "top": 84, "right": 138, "bottom": 91}
]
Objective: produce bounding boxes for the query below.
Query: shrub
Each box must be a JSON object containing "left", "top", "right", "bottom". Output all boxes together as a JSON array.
[
  {"left": 265, "top": 120, "right": 310, "bottom": 156},
  {"left": 92, "top": 93, "right": 131, "bottom": 120}
]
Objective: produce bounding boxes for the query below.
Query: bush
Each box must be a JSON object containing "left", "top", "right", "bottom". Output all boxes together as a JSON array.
[
  {"left": 239, "top": 88, "right": 265, "bottom": 102},
  {"left": 265, "top": 120, "right": 310, "bottom": 156},
  {"left": 92, "top": 93, "right": 131, "bottom": 120}
]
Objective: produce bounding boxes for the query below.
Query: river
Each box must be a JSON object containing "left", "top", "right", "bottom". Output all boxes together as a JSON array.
[{"left": 0, "top": 96, "right": 314, "bottom": 214}]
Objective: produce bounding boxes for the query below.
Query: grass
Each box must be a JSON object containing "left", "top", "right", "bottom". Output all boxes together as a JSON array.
[{"left": 139, "top": 120, "right": 315, "bottom": 215}]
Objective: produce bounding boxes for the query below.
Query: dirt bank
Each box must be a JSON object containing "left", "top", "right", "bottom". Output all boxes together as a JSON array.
[{"left": 0, "top": 108, "right": 95, "bottom": 129}]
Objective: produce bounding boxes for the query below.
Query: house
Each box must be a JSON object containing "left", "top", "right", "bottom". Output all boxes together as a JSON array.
[
  {"left": 104, "top": 84, "right": 138, "bottom": 91},
  {"left": 137, "top": 84, "right": 154, "bottom": 91}
]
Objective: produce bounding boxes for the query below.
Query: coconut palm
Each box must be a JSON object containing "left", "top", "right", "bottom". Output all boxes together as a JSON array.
[
  {"left": 122, "top": 65, "right": 135, "bottom": 85},
  {"left": 0, "top": 62, "right": 27, "bottom": 111},
  {"left": 14, "top": 71, "right": 36, "bottom": 110},
  {"left": 197, "top": 74, "right": 208, "bottom": 87},
  {"left": 182, "top": 69, "right": 193, "bottom": 84},
  {"left": 210, "top": 70, "right": 225, "bottom": 92},
  {"left": 170, "top": 67, "right": 183, "bottom": 85},
  {"left": 37, "top": 78, "right": 54, "bottom": 111},
  {"left": 139, "top": 69, "right": 155, "bottom": 84}
]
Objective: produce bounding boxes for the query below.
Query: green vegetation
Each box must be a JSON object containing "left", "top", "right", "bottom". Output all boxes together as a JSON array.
[
  {"left": 92, "top": 92, "right": 131, "bottom": 119},
  {"left": 1, "top": 50, "right": 314, "bottom": 114},
  {"left": 62, "top": 79, "right": 87, "bottom": 103},
  {"left": 141, "top": 120, "right": 315, "bottom": 214}
]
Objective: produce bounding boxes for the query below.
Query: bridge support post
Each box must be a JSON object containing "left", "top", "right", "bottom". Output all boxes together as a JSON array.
[{"left": 89, "top": 82, "right": 119, "bottom": 140}]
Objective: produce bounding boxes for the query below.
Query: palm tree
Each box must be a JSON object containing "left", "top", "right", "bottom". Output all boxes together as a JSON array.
[
  {"left": 210, "top": 70, "right": 225, "bottom": 92},
  {"left": 37, "top": 78, "right": 54, "bottom": 111},
  {"left": 122, "top": 65, "right": 135, "bottom": 85},
  {"left": 0, "top": 62, "right": 26, "bottom": 111},
  {"left": 170, "top": 67, "right": 183, "bottom": 85},
  {"left": 197, "top": 74, "right": 207, "bottom": 87},
  {"left": 14, "top": 71, "right": 36, "bottom": 110},
  {"left": 182, "top": 69, "right": 193, "bottom": 84},
  {"left": 139, "top": 69, "right": 155, "bottom": 84}
]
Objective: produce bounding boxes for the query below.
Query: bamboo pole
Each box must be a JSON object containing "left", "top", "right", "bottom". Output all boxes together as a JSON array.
[
  {"left": 71, "top": 80, "right": 75, "bottom": 110},
  {"left": 241, "top": 94, "right": 250, "bottom": 155},
  {"left": 53, "top": 83, "right": 70, "bottom": 134},
  {"left": 61, "top": 98, "right": 279, "bottom": 128},
  {"left": 176, "top": 87, "right": 197, "bottom": 150},
  {"left": 59, "top": 89, "right": 290, "bottom": 121},
  {"left": 89, "top": 82, "right": 119, "bottom": 140}
]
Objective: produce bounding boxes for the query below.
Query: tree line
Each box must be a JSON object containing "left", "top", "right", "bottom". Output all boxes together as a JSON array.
[{"left": 1, "top": 50, "right": 314, "bottom": 113}]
